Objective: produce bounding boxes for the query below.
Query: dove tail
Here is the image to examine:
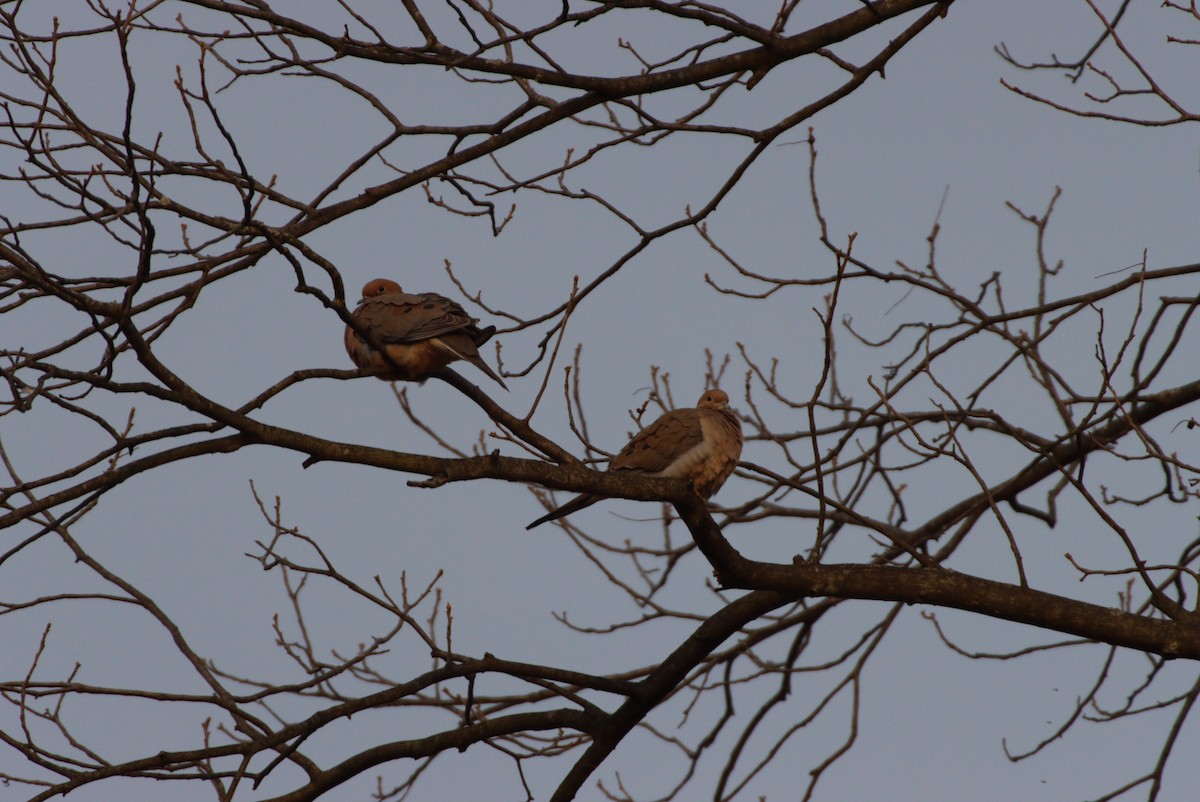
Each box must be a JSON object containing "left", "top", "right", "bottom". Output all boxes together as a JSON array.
[
  {"left": 433, "top": 335, "right": 508, "bottom": 390},
  {"left": 526, "top": 494, "right": 601, "bottom": 530},
  {"left": 466, "top": 355, "right": 509, "bottom": 391}
]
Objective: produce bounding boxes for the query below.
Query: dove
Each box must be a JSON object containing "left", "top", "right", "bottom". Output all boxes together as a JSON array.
[
  {"left": 526, "top": 389, "right": 743, "bottom": 529},
  {"left": 344, "top": 278, "right": 507, "bottom": 389}
]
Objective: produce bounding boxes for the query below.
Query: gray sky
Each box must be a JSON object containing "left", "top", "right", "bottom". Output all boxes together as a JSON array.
[{"left": 3, "top": 1, "right": 1200, "bottom": 800}]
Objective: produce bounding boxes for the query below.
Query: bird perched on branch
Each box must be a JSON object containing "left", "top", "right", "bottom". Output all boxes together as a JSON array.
[
  {"left": 526, "top": 389, "right": 743, "bottom": 530},
  {"left": 344, "top": 278, "right": 507, "bottom": 389}
]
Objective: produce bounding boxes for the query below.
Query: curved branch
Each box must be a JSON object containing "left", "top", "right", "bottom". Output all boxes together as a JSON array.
[{"left": 675, "top": 498, "right": 1200, "bottom": 661}]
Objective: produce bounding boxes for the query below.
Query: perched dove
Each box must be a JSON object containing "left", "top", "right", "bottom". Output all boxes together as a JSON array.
[
  {"left": 344, "top": 278, "right": 507, "bottom": 389},
  {"left": 526, "top": 389, "right": 743, "bottom": 530}
]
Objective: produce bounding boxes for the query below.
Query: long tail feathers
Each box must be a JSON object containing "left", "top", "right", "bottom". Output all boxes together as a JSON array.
[
  {"left": 526, "top": 493, "right": 601, "bottom": 530},
  {"left": 466, "top": 354, "right": 508, "bottom": 390},
  {"left": 435, "top": 335, "right": 508, "bottom": 390}
]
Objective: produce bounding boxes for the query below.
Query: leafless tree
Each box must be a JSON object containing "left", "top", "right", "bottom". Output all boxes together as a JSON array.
[{"left": 2, "top": 1, "right": 1199, "bottom": 801}]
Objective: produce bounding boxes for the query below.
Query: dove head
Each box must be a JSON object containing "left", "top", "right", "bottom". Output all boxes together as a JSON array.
[
  {"left": 360, "top": 278, "right": 402, "bottom": 299},
  {"left": 698, "top": 389, "right": 730, "bottom": 409}
]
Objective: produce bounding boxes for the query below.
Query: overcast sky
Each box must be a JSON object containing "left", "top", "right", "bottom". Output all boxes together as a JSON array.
[{"left": 3, "top": 1, "right": 1200, "bottom": 800}]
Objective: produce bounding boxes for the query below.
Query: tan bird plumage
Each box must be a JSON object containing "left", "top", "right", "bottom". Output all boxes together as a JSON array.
[
  {"left": 526, "top": 389, "right": 743, "bottom": 530},
  {"left": 344, "top": 278, "right": 507, "bottom": 389}
]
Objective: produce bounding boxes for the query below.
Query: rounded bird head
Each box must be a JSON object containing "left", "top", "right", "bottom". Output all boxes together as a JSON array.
[
  {"left": 698, "top": 389, "right": 730, "bottom": 409},
  {"left": 360, "top": 278, "right": 402, "bottom": 299}
]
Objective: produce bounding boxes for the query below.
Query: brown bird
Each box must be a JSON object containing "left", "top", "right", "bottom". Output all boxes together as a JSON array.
[
  {"left": 344, "top": 278, "right": 507, "bottom": 389},
  {"left": 526, "top": 389, "right": 743, "bottom": 530}
]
